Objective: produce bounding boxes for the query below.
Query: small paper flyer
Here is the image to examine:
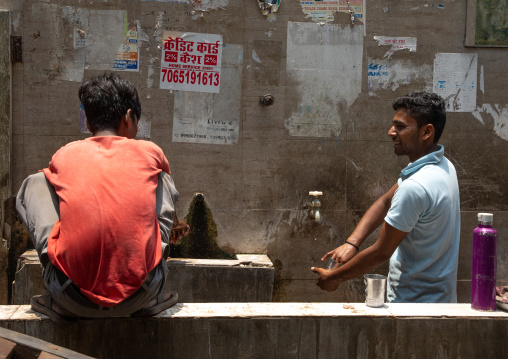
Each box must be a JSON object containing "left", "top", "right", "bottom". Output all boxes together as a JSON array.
[
  {"left": 113, "top": 27, "right": 140, "bottom": 71},
  {"left": 160, "top": 31, "right": 223, "bottom": 93}
]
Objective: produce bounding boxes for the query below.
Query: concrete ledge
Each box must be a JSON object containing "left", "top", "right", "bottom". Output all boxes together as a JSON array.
[
  {"left": 1, "top": 303, "right": 508, "bottom": 358},
  {"left": 12, "top": 251, "right": 275, "bottom": 304}
]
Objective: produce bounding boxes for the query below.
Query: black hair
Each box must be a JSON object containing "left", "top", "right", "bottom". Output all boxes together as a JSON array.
[
  {"left": 392, "top": 92, "right": 446, "bottom": 143},
  {"left": 78, "top": 73, "right": 141, "bottom": 133}
]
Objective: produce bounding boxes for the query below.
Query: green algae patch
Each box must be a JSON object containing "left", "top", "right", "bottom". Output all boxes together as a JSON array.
[{"left": 170, "top": 193, "right": 234, "bottom": 260}]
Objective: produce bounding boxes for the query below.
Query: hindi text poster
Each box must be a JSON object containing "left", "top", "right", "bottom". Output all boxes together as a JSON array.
[{"left": 160, "top": 31, "right": 223, "bottom": 93}]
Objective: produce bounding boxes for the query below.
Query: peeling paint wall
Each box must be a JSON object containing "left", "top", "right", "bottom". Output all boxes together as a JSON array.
[
  {"left": 473, "top": 104, "right": 508, "bottom": 141},
  {"left": 1, "top": 0, "right": 508, "bottom": 303}
]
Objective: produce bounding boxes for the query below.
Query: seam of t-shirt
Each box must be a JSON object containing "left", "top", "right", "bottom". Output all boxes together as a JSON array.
[{"left": 385, "top": 178, "right": 431, "bottom": 233}]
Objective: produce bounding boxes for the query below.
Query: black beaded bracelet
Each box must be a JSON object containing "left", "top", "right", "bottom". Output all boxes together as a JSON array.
[{"left": 345, "top": 241, "right": 360, "bottom": 252}]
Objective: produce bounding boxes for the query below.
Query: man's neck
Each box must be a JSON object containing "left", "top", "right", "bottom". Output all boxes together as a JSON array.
[
  {"left": 93, "top": 129, "right": 121, "bottom": 137},
  {"left": 409, "top": 143, "right": 440, "bottom": 163}
]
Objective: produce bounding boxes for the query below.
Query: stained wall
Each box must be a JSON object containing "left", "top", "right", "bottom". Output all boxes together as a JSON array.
[{"left": 0, "top": 0, "right": 507, "bottom": 302}]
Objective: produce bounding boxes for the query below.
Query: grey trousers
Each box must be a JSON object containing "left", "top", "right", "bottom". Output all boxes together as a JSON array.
[{"left": 16, "top": 172, "right": 178, "bottom": 317}]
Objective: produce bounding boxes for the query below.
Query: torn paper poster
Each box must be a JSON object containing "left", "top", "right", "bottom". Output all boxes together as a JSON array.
[
  {"left": 112, "top": 27, "right": 140, "bottom": 71},
  {"left": 480, "top": 65, "right": 484, "bottom": 94},
  {"left": 73, "top": 27, "right": 88, "bottom": 49},
  {"left": 62, "top": 5, "right": 89, "bottom": 50},
  {"left": 68, "top": 8, "right": 130, "bottom": 72},
  {"left": 141, "top": 0, "right": 190, "bottom": 2},
  {"left": 472, "top": 104, "right": 508, "bottom": 141},
  {"left": 258, "top": 0, "right": 281, "bottom": 15},
  {"left": 86, "top": 10, "right": 126, "bottom": 71},
  {"left": 285, "top": 22, "right": 363, "bottom": 138},
  {"left": 143, "top": 0, "right": 229, "bottom": 11},
  {"left": 172, "top": 45, "right": 242, "bottom": 145},
  {"left": 79, "top": 104, "right": 151, "bottom": 138},
  {"left": 299, "top": 0, "right": 364, "bottom": 24},
  {"left": 193, "top": 0, "right": 229, "bottom": 11},
  {"left": 135, "top": 20, "right": 150, "bottom": 43},
  {"left": 70, "top": 7, "right": 89, "bottom": 50},
  {"left": 38, "top": 6, "right": 123, "bottom": 80},
  {"left": 30, "top": 4, "right": 86, "bottom": 82},
  {"left": 147, "top": 56, "right": 157, "bottom": 88},
  {"left": 154, "top": 11, "right": 164, "bottom": 43},
  {"left": 368, "top": 58, "right": 432, "bottom": 96},
  {"left": 373, "top": 36, "right": 416, "bottom": 59},
  {"left": 160, "top": 31, "right": 223, "bottom": 93},
  {"left": 433, "top": 53, "right": 478, "bottom": 112}
]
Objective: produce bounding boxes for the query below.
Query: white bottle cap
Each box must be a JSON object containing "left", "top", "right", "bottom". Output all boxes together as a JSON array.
[{"left": 478, "top": 213, "right": 493, "bottom": 224}]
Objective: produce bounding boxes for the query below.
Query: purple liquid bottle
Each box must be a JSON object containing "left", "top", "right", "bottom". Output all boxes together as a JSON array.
[{"left": 471, "top": 213, "right": 497, "bottom": 311}]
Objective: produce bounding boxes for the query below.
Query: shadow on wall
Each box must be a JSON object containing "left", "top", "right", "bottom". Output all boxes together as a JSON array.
[{"left": 170, "top": 192, "right": 234, "bottom": 259}]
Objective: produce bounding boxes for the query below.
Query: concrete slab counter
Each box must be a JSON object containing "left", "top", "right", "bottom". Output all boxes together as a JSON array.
[
  {"left": 1, "top": 303, "right": 507, "bottom": 358},
  {"left": 12, "top": 251, "right": 275, "bottom": 304}
]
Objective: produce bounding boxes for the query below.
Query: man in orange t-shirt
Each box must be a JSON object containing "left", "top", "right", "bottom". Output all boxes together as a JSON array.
[{"left": 16, "top": 73, "right": 188, "bottom": 322}]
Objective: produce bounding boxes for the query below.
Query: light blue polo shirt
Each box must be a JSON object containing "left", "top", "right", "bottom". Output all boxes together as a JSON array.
[{"left": 384, "top": 145, "right": 461, "bottom": 303}]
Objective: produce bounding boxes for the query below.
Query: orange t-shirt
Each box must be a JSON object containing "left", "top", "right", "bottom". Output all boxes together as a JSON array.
[{"left": 43, "top": 136, "right": 170, "bottom": 307}]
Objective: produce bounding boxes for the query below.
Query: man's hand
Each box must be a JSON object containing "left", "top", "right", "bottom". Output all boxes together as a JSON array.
[
  {"left": 314, "top": 222, "right": 407, "bottom": 292},
  {"left": 321, "top": 242, "right": 358, "bottom": 265},
  {"left": 310, "top": 267, "right": 341, "bottom": 291},
  {"left": 169, "top": 219, "right": 190, "bottom": 244}
]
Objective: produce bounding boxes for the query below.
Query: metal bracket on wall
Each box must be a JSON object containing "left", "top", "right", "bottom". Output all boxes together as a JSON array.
[{"left": 10, "top": 35, "right": 22, "bottom": 63}]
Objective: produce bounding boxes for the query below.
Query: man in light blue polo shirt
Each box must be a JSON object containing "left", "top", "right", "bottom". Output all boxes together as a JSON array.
[{"left": 311, "top": 92, "right": 460, "bottom": 303}]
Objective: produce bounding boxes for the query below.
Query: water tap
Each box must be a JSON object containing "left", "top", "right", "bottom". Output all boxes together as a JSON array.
[{"left": 309, "top": 191, "right": 322, "bottom": 223}]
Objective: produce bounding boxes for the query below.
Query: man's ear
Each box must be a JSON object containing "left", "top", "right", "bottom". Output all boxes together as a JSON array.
[
  {"left": 422, "top": 124, "right": 435, "bottom": 141},
  {"left": 120, "top": 109, "right": 136, "bottom": 132},
  {"left": 122, "top": 109, "right": 133, "bottom": 127}
]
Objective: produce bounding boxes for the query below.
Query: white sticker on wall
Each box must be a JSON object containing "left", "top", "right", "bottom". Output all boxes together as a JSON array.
[
  {"left": 373, "top": 36, "right": 416, "bottom": 59},
  {"left": 368, "top": 58, "right": 432, "bottom": 96},
  {"left": 141, "top": 0, "right": 229, "bottom": 11},
  {"left": 299, "top": 0, "right": 365, "bottom": 24},
  {"left": 285, "top": 22, "right": 363, "bottom": 138},
  {"left": 160, "top": 31, "right": 223, "bottom": 94},
  {"left": 172, "top": 44, "right": 242, "bottom": 145},
  {"left": 433, "top": 53, "right": 477, "bottom": 112}
]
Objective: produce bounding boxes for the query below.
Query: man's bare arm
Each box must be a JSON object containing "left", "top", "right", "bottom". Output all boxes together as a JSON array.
[
  {"left": 323, "top": 183, "right": 399, "bottom": 264},
  {"left": 347, "top": 183, "right": 399, "bottom": 247},
  {"left": 312, "top": 221, "right": 407, "bottom": 291}
]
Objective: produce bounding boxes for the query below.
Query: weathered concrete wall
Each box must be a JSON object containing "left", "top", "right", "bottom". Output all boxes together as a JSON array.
[
  {"left": 0, "top": 10, "right": 11, "bottom": 306},
  {"left": 1, "top": 303, "right": 508, "bottom": 359},
  {"left": 0, "top": 0, "right": 507, "bottom": 302}
]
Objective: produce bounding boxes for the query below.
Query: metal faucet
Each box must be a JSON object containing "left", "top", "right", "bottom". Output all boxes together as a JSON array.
[{"left": 309, "top": 191, "right": 322, "bottom": 223}]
